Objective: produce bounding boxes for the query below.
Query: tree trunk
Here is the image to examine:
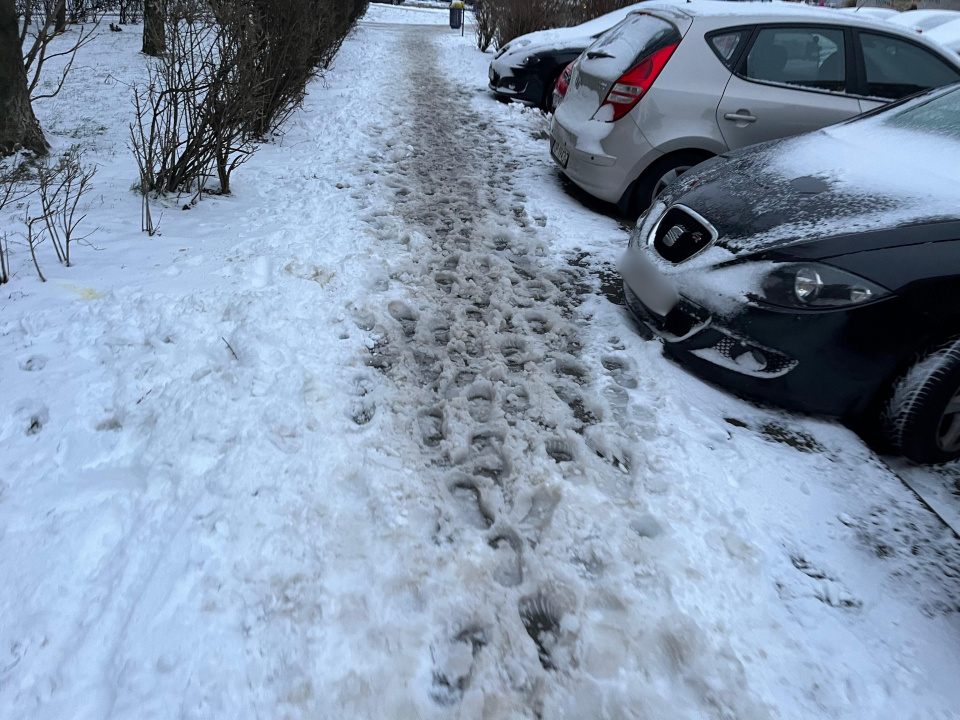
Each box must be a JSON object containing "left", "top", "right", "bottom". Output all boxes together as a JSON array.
[
  {"left": 142, "top": 0, "right": 165, "bottom": 56},
  {"left": 55, "top": 0, "right": 66, "bottom": 33},
  {"left": 0, "top": 0, "right": 48, "bottom": 156}
]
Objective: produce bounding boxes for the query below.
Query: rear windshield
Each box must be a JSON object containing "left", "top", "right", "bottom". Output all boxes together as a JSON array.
[
  {"left": 884, "top": 85, "right": 960, "bottom": 139},
  {"left": 580, "top": 13, "right": 680, "bottom": 79}
]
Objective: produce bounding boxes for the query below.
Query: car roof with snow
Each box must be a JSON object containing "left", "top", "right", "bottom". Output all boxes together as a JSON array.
[
  {"left": 639, "top": 0, "right": 960, "bottom": 57},
  {"left": 641, "top": 0, "right": 906, "bottom": 26}
]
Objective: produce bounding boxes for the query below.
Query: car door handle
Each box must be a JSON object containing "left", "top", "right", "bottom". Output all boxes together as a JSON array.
[{"left": 723, "top": 111, "right": 757, "bottom": 123}]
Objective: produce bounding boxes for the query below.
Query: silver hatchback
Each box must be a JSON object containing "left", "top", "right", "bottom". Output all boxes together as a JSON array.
[{"left": 550, "top": 1, "right": 960, "bottom": 216}]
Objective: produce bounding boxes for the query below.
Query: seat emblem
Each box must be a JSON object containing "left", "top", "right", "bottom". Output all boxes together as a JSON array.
[{"left": 663, "top": 225, "right": 684, "bottom": 247}]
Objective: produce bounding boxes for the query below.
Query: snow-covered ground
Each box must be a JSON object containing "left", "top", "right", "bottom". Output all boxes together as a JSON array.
[{"left": 1, "top": 6, "right": 959, "bottom": 719}]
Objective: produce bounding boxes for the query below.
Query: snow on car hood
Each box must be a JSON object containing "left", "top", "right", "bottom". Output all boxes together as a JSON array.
[
  {"left": 656, "top": 108, "right": 960, "bottom": 257},
  {"left": 495, "top": 3, "right": 648, "bottom": 62}
]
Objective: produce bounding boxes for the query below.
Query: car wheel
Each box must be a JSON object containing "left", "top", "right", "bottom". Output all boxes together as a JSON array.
[
  {"left": 624, "top": 151, "right": 711, "bottom": 218},
  {"left": 540, "top": 69, "right": 564, "bottom": 112},
  {"left": 882, "top": 336, "right": 960, "bottom": 464}
]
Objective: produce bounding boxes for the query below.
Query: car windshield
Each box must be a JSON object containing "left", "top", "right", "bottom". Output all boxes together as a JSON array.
[{"left": 884, "top": 84, "right": 960, "bottom": 139}]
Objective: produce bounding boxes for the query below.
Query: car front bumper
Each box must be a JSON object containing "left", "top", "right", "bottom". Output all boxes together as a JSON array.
[
  {"left": 488, "top": 62, "right": 540, "bottom": 106},
  {"left": 619, "top": 250, "right": 916, "bottom": 419}
]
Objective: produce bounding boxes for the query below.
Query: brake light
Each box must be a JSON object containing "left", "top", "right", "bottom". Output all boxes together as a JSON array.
[
  {"left": 597, "top": 43, "right": 678, "bottom": 122},
  {"left": 555, "top": 61, "right": 574, "bottom": 99}
]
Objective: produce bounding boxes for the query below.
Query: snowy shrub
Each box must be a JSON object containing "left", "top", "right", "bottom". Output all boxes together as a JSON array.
[
  {"left": 130, "top": 0, "right": 369, "bottom": 208},
  {"left": 0, "top": 157, "right": 33, "bottom": 284},
  {"left": 474, "top": 0, "right": 496, "bottom": 52},
  {"left": 0, "top": 148, "right": 96, "bottom": 281}
]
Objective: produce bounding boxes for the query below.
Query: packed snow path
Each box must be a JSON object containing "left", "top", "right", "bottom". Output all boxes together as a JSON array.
[
  {"left": 350, "top": 28, "right": 772, "bottom": 717},
  {"left": 1, "top": 8, "right": 959, "bottom": 720}
]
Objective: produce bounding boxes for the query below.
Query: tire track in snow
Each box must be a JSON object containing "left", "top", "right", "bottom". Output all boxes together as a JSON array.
[{"left": 349, "top": 26, "right": 770, "bottom": 718}]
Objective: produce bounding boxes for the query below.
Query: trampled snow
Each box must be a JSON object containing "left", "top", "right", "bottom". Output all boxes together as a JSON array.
[{"left": 1, "top": 6, "right": 959, "bottom": 719}]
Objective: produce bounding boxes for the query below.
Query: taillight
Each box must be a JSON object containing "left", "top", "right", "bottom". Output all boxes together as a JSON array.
[
  {"left": 555, "top": 61, "right": 574, "bottom": 99},
  {"left": 597, "top": 43, "right": 678, "bottom": 122}
]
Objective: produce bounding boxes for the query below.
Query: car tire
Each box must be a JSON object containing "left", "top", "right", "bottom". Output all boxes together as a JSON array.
[
  {"left": 881, "top": 336, "right": 960, "bottom": 464},
  {"left": 540, "top": 68, "right": 564, "bottom": 112},
  {"left": 622, "top": 150, "right": 711, "bottom": 219}
]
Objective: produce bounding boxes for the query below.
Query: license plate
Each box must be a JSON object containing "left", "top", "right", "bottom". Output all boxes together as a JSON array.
[
  {"left": 618, "top": 250, "right": 679, "bottom": 318},
  {"left": 489, "top": 66, "right": 494, "bottom": 81},
  {"left": 550, "top": 139, "right": 569, "bottom": 168}
]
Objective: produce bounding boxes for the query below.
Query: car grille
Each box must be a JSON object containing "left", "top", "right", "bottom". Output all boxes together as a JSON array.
[
  {"left": 652, "top": 206, "right": 716, "bottom": 264},
  {"left": 690, "top": 335, "right": 797, "bottom": 378}
]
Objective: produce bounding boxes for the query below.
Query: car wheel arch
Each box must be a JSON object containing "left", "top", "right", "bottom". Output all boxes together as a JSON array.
[{"left": 618, "top": 148, "right": 716, "bottom": 218}]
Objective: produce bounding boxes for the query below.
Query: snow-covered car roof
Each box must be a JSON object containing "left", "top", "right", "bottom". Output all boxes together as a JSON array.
[
  {"left": 641, "top": 0, "right": 888, "bottom": 21},
  {"left": 837, "top": 6, "right": 900, "bottom": 22},
  {"left": 639, "top": 0, "right": 960, "bottom": 57}
]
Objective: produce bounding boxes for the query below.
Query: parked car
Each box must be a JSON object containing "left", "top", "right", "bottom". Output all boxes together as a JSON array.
[
  {"left": 887, "top": 8, "right": 960, "bottom": 33},
  {"left": 926, "top": 17, "right": 960, "bottom": 52},
  {"left": 618, "top": 82, "right": 960, "bottom": 463},
  {"left": 551, "top": 1, "right": 960, "bottom": 216},
  {"left": 488, "top": 3, "right": 650, "bottom": 111}
]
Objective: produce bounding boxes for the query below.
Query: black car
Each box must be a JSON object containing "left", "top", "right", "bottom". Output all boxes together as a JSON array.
[
  {"left": 619, "top": 83, "right": 960, "bottom": 463},
  {"left": 488, "top": 4, "right": 643, "bottom": 111}
]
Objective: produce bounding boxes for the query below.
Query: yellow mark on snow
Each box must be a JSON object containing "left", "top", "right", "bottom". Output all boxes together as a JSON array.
[{"left": 60, "top": 283, "right": 107, "bottom": 300}]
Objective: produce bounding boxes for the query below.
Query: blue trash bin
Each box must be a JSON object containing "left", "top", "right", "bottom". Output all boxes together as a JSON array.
[{"left": 449, "top": 2, "right": 464, "bottom": 29}]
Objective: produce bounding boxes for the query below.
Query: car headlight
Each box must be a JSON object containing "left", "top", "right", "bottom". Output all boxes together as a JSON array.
[
  {"left": 760, "top": 263, "right": 890, "bottom": 309},
  {"left": 518, "top": 55, "right": 539, "bottom": 68}
]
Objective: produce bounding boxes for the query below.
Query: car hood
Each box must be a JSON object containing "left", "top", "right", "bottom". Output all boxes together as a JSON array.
[{"left": 650, "top": 119, "right": 960, "bottom": 261}]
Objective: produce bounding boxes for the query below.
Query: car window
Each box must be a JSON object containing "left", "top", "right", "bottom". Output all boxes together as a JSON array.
[
  {"left": 708, "top": 29, "right": 750, "bottom": 69},
  {"left": 581, "top": 14, "right": 680, "bottom": 78},
  {"left": 859, "top": 32, "right": 960, "bottom": 100},
  {"left": 744, "top": 27, "right": 846, "bottom": 92}
]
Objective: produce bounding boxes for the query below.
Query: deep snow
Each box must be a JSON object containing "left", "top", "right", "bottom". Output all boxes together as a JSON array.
[{"left": 1, "top": 6, "right": 959, "bottom": 719}]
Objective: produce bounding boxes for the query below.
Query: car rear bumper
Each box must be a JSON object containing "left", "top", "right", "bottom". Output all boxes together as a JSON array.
[
  {"left": 549, "top": 113, "right": 657, "bottom": 205},
  {"left": 620, "top": 251, "right": 915, "bottom": 419}
]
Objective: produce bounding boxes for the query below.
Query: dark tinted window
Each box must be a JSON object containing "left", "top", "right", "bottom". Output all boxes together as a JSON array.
[
  {"left": 860, "top": 33, "right": 960, "bottom": 100},
  {"left": 708, "top": 30, "right": 750, "bottom": 69},
  {"left": 745, "top": 27, "right": 845, "bottom": 92},
  {"left": 582, "top": 13, "right": 679, "bottom": 73}
]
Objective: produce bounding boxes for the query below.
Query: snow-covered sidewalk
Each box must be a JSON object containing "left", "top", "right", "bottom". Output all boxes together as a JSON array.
[{"left": 1, "top": 8, "right": 958, "bottom": 719}]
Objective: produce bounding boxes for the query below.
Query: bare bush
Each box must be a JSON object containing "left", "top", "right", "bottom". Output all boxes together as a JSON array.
[
  {"left": 0, "top": 157, "right": 34, "bottom": 284},
  {"left": 22, "top": 206, "right": 47, "bottom": 281},
  {"left": 474, "top": 0, "right": 496, "bottom": 52},
  {"left": 129, "top": 0, "right": 257, "bottom": 199},
  {"left": 131, "top": 0, "right": 369, "bottom": 208},
  {"left": 37, "top": 145, "right": 96, "bottom": 266}
]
